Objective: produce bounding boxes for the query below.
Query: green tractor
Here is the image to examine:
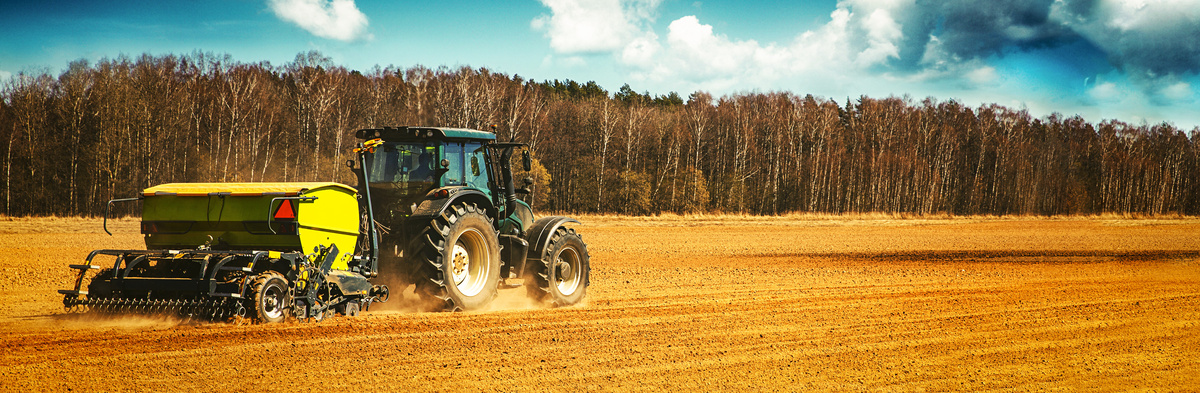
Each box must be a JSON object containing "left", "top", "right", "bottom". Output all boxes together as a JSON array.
[
  {"left": 354, "top": 126, "right": 590, "bottom": 311},
  {"left": 59, "top": 126, "right": 589, "bottom": 322}
]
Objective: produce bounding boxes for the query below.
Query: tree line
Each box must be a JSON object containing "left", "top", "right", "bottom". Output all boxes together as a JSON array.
[{"left": 2, "top": 51, "right": 1197, "bottom": 217}]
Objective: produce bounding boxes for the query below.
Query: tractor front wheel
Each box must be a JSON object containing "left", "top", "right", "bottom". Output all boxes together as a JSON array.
[{"left": 526, "top": 227, "right": 590, "bottom": 307}]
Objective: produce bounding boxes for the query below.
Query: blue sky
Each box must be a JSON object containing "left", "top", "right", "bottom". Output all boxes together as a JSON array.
[{"left": 2, "top": 0, "right": 1199, "bottom": 130}]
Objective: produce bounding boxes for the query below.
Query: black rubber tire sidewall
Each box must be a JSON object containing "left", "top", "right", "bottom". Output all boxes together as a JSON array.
[
  {"left": 548, "top": 231, "right": 589, "bottom": 306},
  {"left": 527, "top": 228, "right": 589, "bottom": 307},
  {"left": 252, "top": 272, "right": 289, "bottom": 324},
  {"left": 439, "top": 209, "right": 501, "bottom": 311}
]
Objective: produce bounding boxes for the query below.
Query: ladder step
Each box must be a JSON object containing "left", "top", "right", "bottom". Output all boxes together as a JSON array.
[
  {"left": 210, "top": 292, "right": 243, "bottom": 299},
  {"left": 68, "top": 264, "right": 102, "bottom": 270},
  {"left": 58, "top": 289, "right": 89, "bottom": 296},
  {"left": 219, "top": 266, "right": 253, "bottom": 272}
]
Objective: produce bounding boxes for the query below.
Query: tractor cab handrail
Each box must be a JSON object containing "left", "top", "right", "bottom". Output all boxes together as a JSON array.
[{"left": 103, "top": 197, "right": 142, "bottom": 236}]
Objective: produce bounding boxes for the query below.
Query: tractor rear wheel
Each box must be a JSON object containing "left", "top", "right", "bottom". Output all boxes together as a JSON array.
[
  {"left": 412, "top": 203, "right": 501, "bottom": 311},
  {"left": 526, "top": 227, "right": 590, "bottom": 307},
  {"left": 250, "top": 271, "right": 289, "bottom": 323}
]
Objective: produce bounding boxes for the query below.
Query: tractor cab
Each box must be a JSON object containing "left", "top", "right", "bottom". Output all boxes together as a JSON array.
[{"left": 356, "top": 127, "right": 498, "bottom": 220}]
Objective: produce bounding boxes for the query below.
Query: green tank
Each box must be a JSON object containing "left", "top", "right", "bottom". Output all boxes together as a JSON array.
[{"left": 140, "top": 182, "right": 360, "bottom": 270}]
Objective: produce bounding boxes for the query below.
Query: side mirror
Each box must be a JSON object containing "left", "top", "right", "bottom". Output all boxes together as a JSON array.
[
  {"left": 345, "top": 160, "right": 355, "bottom": 168},
  {"left": 440, "top": 158, "right": 450, "bottom": 169},
  {"left": 522, "top": 149, "right": 532, "bottom": 172}
]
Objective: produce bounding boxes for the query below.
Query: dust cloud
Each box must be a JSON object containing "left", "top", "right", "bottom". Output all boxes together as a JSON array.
[
  {"left": 367, "top": 278, "right": 553, "bottom": 314},
  {"left": 42, "top": 312, "right": 186, "bottom": 331}
]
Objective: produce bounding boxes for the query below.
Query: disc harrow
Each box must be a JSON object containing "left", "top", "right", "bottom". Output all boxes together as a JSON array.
[{"left": 64, "top": 295, "right": 249, "bottom": 322}]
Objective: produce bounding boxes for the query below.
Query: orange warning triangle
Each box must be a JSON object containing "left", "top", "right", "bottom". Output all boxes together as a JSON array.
[{"left": 274, "top": 199, "right": 296, "bottom": 219}]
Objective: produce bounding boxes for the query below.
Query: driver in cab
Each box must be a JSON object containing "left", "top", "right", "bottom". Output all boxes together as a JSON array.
[{"left": 409, "top": 151, "right": 435, "bottom": 181}]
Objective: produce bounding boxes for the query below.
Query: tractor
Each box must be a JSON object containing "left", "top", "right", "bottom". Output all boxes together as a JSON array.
[{"left": 59, "top": 126, "right": 589, "bottom": 322}]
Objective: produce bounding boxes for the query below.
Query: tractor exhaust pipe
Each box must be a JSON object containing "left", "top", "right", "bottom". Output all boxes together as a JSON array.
[{"left": 499, "top": 147, "right": 518, "bottom": 218}]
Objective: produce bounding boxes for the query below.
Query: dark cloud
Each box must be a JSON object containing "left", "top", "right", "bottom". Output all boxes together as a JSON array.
[
  {"left": 936, "top": 0, "right": 1071, "bottom": 56},
  {"left": 888, "top": 3, "right": 936, "bottom": 70},
  {"left": 1055, "top": 1, "right": 1200, "bottom": 79},
  {"left": 1116, "top": 28, "right": 1200, "bottom": 77},
  {"left": 875, "top": 0, "right": 1072, "bottom": 70},
  {"left": 1059, "top": 0, "right": 1100, "bottom": 17},
  {"left": 860, "top": 0, "right": 1200, "bottom": 84}
]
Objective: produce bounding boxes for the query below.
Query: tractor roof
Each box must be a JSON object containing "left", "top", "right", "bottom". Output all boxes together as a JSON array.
[{"left": 355, "top": 126, "right": 497, "bottom": 142}]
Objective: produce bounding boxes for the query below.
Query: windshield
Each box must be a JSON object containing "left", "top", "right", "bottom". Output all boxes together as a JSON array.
[
  {"left": 367, "top": 142, "right": 437, "bottom": 184},
  {"left": 364, "top": 142, "right": 438, "bottom": 218}
]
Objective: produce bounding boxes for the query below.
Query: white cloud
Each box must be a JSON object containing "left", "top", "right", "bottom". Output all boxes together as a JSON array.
[
  {"left": 530, "top": 0, "right": 1200, "bottom": 129},
  {"left": 533, "top": 0, "right": 661, "bottom": 54},
  {"left": 616, "top": 15, "right": 798, "bottom": 91},
  {"left": 965, "top": 66, "right": 999, "bottom": 85},
  {"left": 533, "top": 0, "right": 931, "bottom": 93},
  {"left": 620, "top": 33, "right": 661, "bottom": 67},
  {"left": 1160, "top": 81, "right": 1193, "bottom": 102},
  {"left": 1098, "top": 0, "right": 1200, "bottom": 32},
  {"left": 268, "top": 0, "right": 371, "bottom": 42},
  {"left": 789, "top": 8, "right": 856, "bottom": 73},
  {"left": 1089, "top": 81, "right": 1122, "bottom": 102},
  {"left": 663, "top": 16, "right": 759, "bottom": 77},
  {"left": 856, "top": 8, "right": 904, "bottom": 67}
]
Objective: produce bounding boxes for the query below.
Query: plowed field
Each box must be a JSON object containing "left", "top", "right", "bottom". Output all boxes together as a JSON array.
[{"left": 1, "top": 216, "right": 1198, "bottom": 391}]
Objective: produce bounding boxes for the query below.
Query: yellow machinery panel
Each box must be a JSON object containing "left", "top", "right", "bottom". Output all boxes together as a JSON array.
[{"left": 141, "top": 182, "right": 359, "bottom": 269}]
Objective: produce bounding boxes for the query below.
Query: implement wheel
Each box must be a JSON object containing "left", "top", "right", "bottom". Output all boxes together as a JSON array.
[
  {"left": 526, "top": 227, "right": 590, "bottom": 307},
  {"left": 251, "top": 271, "right": 290, "bottom": 323},
  {"left": 412, "top": 203, "right": 501, "bottom": 311},
  {"left": 341, "top": 301, "right": 360, "bottom": 317}
]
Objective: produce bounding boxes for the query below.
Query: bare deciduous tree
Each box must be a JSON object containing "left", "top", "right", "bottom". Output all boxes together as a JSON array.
[{"left": 0, "top": 52, "right": 1196, "bottom": 217}]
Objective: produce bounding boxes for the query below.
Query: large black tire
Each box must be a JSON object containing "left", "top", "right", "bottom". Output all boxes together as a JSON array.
[
  {"left": 526, "top": 227, "right": 590, "bottom": 307},
  {"left": 250, "top": 271, "right": 289, "bottom": 323},
  {"left": 412, "top": 203, "right": 501, "bottom": 311}
]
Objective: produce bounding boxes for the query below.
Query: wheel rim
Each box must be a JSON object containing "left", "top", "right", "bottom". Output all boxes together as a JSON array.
[
  {"left": 262, "top": 283, "right": 285, "bottom": 320},
  {"left": 450, "top": 228, "right": 491, "bottom": 297},
  {"left": 554, "top": 246, "right": 582, "bottom": 296}
]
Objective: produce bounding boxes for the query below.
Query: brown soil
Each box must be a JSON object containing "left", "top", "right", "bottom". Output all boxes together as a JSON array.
[{"left": 1, "top": 216, "right": 1198, "bottom": 391}]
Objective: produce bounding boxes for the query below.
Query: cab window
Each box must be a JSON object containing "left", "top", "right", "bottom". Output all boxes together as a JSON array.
[
  {"left": 465, "top": 142, "right": 489, "bottom": 191},
  {"left": 443, "top": 143, "right": 464, "bottom": 186},
  {"left": 367, "top": 143, "right": 436, "bottom": 184}
]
